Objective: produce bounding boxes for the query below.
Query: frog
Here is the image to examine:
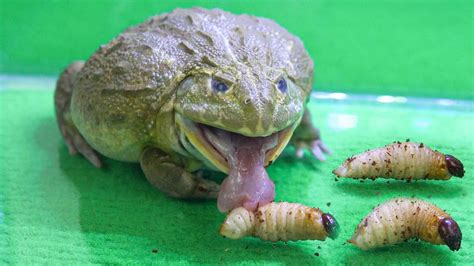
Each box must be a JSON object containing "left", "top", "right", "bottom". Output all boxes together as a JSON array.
[{"left": 54, "top": 8, "right": 330, "bottom": 213}]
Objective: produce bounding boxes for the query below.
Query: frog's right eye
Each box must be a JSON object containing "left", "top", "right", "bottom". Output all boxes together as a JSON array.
[
  {"left": 211, "top": 78, "right": 229, "bottom": 93},
  {"left": 276, "top": 78, "right": 287, "bottom": 93}
]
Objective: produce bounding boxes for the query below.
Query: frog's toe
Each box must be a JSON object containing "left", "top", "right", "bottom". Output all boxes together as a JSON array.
[
  {"left": 295, "top": 141, "right": 306, "bottom": 158},
  {"left": 194, "top": 177, "right": 220, "bottom": 199},
  {"left": 294, "top": 140, "right": 331, "bottom": 161},
  {"left": 312, "top": 140, "right": 332, "bottom": 159},
  {"left": 311, "top": 143, "right": 326, "bottom": 161}
]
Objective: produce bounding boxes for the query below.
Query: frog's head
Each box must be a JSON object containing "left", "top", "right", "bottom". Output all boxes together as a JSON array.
[
  {"left": 171, "top": 8, "right": 313, "bottom": 212},
  {"left": 174, "top": 62, "right": 311, "bottom": 211},
  {"left": 175, "top": 64, "right": 311, "bottom": 172}
]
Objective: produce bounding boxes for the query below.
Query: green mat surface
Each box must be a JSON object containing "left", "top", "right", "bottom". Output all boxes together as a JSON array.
[
  {"left": 1, "top": 0, "right": 473, "bottom": 99},
  {"left": 1, "top": 89, "right": 472, "bottom": 264}
]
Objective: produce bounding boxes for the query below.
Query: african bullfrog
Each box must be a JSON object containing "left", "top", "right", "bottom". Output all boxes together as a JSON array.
[{"left": 54, "top": 8, "right": 330, "bottom": 213}]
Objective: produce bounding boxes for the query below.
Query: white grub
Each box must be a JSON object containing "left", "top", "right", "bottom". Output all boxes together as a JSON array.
[
  {"left": 333, "top": 142, "right": 464, "bottom": 181},
  {"left": 349, "top": 197, "right": 462, "bottom": 251},
  {"left": 219, "top": 202, "right": 339, "bottom": 242}
]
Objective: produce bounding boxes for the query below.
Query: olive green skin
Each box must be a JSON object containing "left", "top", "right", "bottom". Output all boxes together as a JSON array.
[{"left": 70, "top": 8, "right": 314, "bottom": 165}]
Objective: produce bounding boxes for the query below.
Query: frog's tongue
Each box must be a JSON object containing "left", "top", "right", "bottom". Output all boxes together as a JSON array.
[{"left": 202, "top": 127, "right": 277, "bottom": 213}]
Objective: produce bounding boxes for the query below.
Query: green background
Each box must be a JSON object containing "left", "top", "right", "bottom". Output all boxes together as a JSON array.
[
  {"left": 1, "top": 0, "right": 473, "bottom": 99},
  {"left": 1, "top": 0, "right": 473, "bottom": 264}
]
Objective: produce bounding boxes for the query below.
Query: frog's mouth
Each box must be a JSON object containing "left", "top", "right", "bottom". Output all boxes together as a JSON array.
[
  {"left": 175, "top": 113, "right": 297, "bottom": 173},
  {"left": 175, "top": 113, "right": 299, "bottom": 212}
]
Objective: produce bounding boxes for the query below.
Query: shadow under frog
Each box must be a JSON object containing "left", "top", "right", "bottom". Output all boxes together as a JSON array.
[{"left": 36, "top": 118, "right": 320, "bottom": 264}]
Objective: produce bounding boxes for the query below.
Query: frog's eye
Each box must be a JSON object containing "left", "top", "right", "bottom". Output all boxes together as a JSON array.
[
  {"left": 211, "top": 78, "right": 229, "bottom": 93},
  {"left": 277, "top": 78, "right": 287, "bottom": 93}
]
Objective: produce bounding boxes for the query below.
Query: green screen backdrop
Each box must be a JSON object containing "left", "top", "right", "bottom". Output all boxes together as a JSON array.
[{"left": 1, "top": 0, "right": 473, "bottom": 99}]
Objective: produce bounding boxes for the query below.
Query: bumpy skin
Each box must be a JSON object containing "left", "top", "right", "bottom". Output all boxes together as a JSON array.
[
  {"left": 219, "top": 202, "right": 339, "bottom": 242},
  {"left": 333, "top": 142, "right": 464, "bottom": 181},
  {"left": 349, "top": 198, "right": 462, "bottom": 251},
  {"left": 55, "top": 8, "right": 325, "bottom": 199}
]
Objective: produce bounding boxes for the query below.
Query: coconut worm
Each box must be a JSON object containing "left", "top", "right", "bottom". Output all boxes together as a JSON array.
[
  {"left": 219, "top": 202, "right": 339, "bottom": 242},
  {"left": 349, "top": 198, "right": 462, "bottom": 251},
  {"left": 333, "top": 142, "right": 464, "bottom": 181}
]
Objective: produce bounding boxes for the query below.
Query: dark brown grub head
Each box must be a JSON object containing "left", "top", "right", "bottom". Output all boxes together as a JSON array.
[
  {"left": 438, "top": 217, "right": 462, "bottom": 251},
  {"left": 322, "top": 213, "right": 339, "bottom": 240},
  {"left": 445, "top": 155, "right": 464, "bottom": 177}
]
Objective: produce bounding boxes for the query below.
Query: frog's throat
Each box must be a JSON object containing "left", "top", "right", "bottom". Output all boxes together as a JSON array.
[{"left": 175, "top": 113, "right": 299, "bottom": 174}]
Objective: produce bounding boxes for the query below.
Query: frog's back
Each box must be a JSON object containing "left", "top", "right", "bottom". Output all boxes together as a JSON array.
[{"left": 70, "top": 8, "right": 313, "bottom": 162}]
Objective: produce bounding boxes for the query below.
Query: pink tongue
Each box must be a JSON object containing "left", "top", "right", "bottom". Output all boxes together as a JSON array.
[{"left": 217, "top": 134, "right": 276, "bottom": 213}]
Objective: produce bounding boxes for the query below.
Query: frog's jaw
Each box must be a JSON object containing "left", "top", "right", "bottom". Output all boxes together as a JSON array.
[
  {"left": 176, "top": 114, "right": 229, "bottom": 173},
  {"left": 175, "top": 113, "right": 299, "bottom": 174},
  {"left": 264, "top": 120, "right": 299, "bottom": 166}
]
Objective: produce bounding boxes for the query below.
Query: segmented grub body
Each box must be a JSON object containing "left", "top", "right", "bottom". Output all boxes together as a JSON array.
[
  {"left": 349, "top": 198, "right": 462, "bottom": 251},
  {"left": 220, "top": 202, "right": 339, "bottom": 242},
  {"left": 333, "top": 142, "right": 464, "bottom": 181}
]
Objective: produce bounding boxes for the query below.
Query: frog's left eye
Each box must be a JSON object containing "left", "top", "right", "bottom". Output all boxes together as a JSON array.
[
  {"left": 277, "top": 78, "right": 287, "bottom": 93},
  {"left": 211, "top": 78, "right": 229, "bottom": 93}
]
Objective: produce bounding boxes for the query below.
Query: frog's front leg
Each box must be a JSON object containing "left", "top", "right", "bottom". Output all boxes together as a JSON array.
[
  {"left": 291, "top": 107, "right": 331, "bottom": 161},
  {"left": 140, "top": 148, "right": 220, "bottom": 199}
]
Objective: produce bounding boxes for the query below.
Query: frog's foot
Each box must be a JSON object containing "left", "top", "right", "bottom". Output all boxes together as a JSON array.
[
  {"left": 140, "top": 148, "right": 220, "bottom": 199},
  {"left": 55, "top": 61, "right": 102, "bottom": 168},
  {"left": 290, "top": 108, "right": 331, "bottom": 161},
  {"left": 295, "top": 139, "right": 332, "bottom": 161}
]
